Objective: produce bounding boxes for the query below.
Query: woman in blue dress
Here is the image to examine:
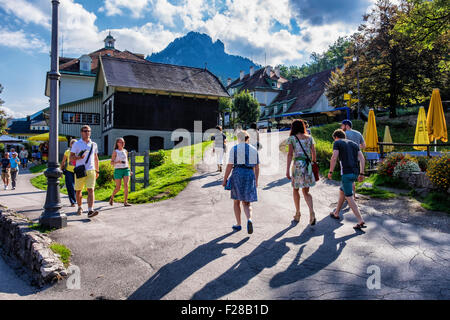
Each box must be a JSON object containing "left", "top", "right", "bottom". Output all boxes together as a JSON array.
[{"left": 222, "top": 130, "right": 259, "bottom": 234}]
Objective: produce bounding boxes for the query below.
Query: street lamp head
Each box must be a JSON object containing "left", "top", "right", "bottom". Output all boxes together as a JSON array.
[
  {"left": 353, "top": 56, "right": 357, "bottom": 62},
  {"left": 348, "top": 90, "right": 353, "bottom": 95}
]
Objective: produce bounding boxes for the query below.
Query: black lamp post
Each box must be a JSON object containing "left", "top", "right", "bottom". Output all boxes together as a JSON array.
[{"left": 40, "top": 0, "right": 67, "bottom": 229}]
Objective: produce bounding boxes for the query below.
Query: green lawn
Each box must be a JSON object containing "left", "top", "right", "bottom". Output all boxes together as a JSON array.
[{"left": 31, "top": 141, "right": 212, "bottom": 204}]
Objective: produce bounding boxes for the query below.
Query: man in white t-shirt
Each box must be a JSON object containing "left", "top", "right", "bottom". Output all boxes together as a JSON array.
[{"left": 70, "top": 125, "right": 100, "bottom": 218}]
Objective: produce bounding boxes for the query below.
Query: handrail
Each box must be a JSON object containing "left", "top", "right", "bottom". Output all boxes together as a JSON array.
[{"left": 377, "top": 142, "right": 450, "bottom": 159}]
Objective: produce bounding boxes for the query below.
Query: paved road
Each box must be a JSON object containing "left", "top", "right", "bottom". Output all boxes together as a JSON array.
[{"left": 0, "top": 133, "right": 449, "bottom": 299}]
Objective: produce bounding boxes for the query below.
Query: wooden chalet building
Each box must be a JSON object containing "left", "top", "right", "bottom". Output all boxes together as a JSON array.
[
  {"left": 95, "top": 56, "right": 229, "bottom": 154},
  {"left": 46, "top": 33, "right": 228, "bottom": 154}
]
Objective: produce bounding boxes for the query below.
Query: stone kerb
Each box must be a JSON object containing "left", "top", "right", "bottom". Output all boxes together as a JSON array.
[{"left": 0, "top": 208, "right": 68, "bottom": 287}]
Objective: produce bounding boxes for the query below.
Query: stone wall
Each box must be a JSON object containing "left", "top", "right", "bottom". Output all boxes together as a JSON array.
[
  {"left": 0, "top": 209, "right": 68, "bottom": 287},
  {"left": 398, "top": 171, "right": 434, "bottom": 196}
]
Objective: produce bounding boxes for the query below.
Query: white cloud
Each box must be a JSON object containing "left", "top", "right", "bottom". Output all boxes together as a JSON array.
[
  {"left": 0, "top": 0, "right": 365, "bottom": 66},
  {"left": 99, "top": 0, "right": 151, "bottom": 18},
  {"left": 1, "top": 95, "right": 48, "bottom": 118},
  {"left": 1, "top": 107, "right": 29, "bottom": 119},
  {"left": 0, "top": 0, "right": 50, "bottom": 28},
  {"left": 0, "top": 27, "right": 49, "bottom": 52},
  {"left": 107, "top": 23, "right": 182, "bottom": 54}
]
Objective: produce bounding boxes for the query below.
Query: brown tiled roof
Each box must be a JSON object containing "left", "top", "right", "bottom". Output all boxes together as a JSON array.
[
  {"left": 227, "top": 66, "right": 287, "bottom": 92},
  {"left": 100, "top": 56, "right": 229, "bottom": 98},
  {"left": 59, "top": 48, "right": 145, "bottom": 74},
  {"left": 273, "top": 68, "right": 332, "bottom": 113},
  {"left": 59, "top": 57, "right": 75, "bottom": 65}
]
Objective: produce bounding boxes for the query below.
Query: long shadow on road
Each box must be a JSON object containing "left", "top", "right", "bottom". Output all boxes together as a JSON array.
[
  {"left": 191, "top": 218, "right": 363, "bottom": 300},
  {"left": 270, "top": 218, "right": 361, "bottom": 289},
  {"left": 128, "top": 232, "right": 249, "bottom": 300}
]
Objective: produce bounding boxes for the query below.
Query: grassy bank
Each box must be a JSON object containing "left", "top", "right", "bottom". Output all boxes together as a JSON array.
[{"left": 31, "top": 141, "right": 212, "bottom": 204}]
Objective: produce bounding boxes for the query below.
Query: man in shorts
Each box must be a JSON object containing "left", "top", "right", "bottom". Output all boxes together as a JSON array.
[
  {"left": 340, "top": 119, "right": 366, "bottom": 198},
  {"left": 328, "top": 129, "right": 367, "bottom": 230},
  {"left": 70, "top": 125, "right": 100, "bottom": 218},
  {"left": 1, "top": 152, "right": 11, "bottom": 190}
]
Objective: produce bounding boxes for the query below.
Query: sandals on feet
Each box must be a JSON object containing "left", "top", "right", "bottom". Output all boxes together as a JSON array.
[
  {"left": 329, "top": 212, "right": 340, "bottom": 220},
  {"left": 232, "top": 225, "right": 242, "bottom": 231},
  {"left": 310, "top": 214, "right": 316, "bottom": 226},
  {"left": 353, "top": 222, "right": 367, "bottom": 230},
  {"left": 293, "top": 212, "right": 301, "bottom": 222},
  {"left": 109, "top": 196, "right": 114, "bottom": 206}
]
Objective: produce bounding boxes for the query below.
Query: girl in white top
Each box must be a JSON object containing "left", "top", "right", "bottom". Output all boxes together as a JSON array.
[{"left": 109, "top": 137, "right": 133, "bottom": 207}]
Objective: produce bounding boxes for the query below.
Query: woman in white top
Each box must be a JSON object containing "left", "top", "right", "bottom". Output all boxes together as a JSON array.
[{"left": 109, "top": 137, "right": 133, "bottom": 207}]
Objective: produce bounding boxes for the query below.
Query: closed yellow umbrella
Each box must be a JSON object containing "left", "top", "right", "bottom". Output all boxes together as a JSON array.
[
  {"left": 383, "top": 125, "right": 394, "bottom": 152},
  {"left": 365, "top": 109, "right": 379, "bottom": 152},
  {"left": 413, "top": 106, "right": 429, "bottom": 150},
  {"left": 28, "top": 133, "right": 68, "bottom": 142},
  {"left": 362, "top": 121, "right": 368, "bottom": 141},
  {"left": 426, "top": 89, "right": 447, "bottom": 144}
]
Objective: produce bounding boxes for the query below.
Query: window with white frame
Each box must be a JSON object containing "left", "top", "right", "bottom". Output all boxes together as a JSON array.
[
  {"left": 283, "top": 103, "right": 288, "bottom": 112},
  {"left": 63, "top": 112, "right": 100, "bottom": 125}
]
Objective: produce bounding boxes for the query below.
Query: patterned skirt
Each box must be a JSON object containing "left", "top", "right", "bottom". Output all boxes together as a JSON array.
[
  {"left": 291, "top": 160, "right": 316, "bottom": 189},
  {"left": 230, "top": 167, "right": 258, "bottom": 202}
]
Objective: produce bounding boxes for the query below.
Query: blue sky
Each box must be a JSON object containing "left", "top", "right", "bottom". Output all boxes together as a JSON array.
[{"left": 0, "top": 0, "right": 375, "bottom": 117}]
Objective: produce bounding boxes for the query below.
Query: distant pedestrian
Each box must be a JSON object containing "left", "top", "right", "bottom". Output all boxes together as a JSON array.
[
  {"left": 109, "top": 137, "right": 133, "bottom": 207},
  {"left": 70, "top": 125, "right": 100, "bottom": 218},
  {"left": 328, "top": 129, "right": 367, "bottom": 230},
  {"left": 1, "top": 153, "right": 11, "bottom": 190},
  {"left": 222, "top": 130, "right": 259, "bottom": 234},
  {"left": 60, "top": 139, "right": 77, "bottom": 207},
  {"left": 41, "top": 143, "right": 49, "bottom": 163},
  {"left": 9, "top": 152, "right": 20, "bottom": 190},
  {"left": 248, "top": 122, "right": 261, "bottom": 150},
  {"left": 36, "top": 150, "right": 42, "bottom": 164},
  {"left": 340, "top": 119, "right": 366, "bottom": 198},
  {"left": 286, "top": 119, "right": 317, "bottom": 225},
  {"left": 19, "top": 147, "right": 28, "bottom": 169},
  {"left": 212, "top": 126, "right": 227, "bottom": 172}
]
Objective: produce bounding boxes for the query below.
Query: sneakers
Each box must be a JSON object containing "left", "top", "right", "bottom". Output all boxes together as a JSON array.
[
  {"left": 247, "top": 220, "right": 253, "bottom": 234},
  {"left": 88, "top": 210, "right": 99, "bottom": 218}
]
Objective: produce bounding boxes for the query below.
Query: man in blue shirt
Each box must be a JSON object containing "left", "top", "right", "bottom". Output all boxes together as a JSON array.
[{"left": 9, "top": 152, "right": 20, "bottom": 190}]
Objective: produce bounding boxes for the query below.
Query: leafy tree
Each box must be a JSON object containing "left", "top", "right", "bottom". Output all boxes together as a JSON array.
[
  {"left": 327, "top": 0, "right": 449, "bottom": 118},
  {"left": 325, "top": 68, "right": 353, "bottom": 108},
  {"left": 218, "top": 97, "right": 232, "bottom": 127},
  {"left": 232, "top": 90, "right": 260, "bottom": 127},
  {"left": 0, "top": 84, "right": 8, "bottom": 133},
  {"left": 396, "top": 0, "right": 450, "bottom": 51},
  {"left": 278, "top": 36, "right": 351, "bottom": 80}
]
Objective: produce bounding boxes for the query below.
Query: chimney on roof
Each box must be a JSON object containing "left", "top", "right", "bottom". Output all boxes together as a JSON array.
[
  {"left": 227, "top": 78, "right": 231, "bottom": 86},
  {"left": 274, "top": 66, "right": 280, "bottom": 78},
  {"left": 240, "top": 70, "right": 244, "bottom": 81},
  {"left": 250, "top": 66, "right": 254, "bottom": 77}
]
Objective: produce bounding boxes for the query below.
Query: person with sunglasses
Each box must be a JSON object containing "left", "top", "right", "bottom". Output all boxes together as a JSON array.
[{"left": 70, "top": 125, "right": 100, "bottom": 218}]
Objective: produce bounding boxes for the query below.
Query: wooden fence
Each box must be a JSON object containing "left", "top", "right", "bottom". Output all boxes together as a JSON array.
[{"left": 129, "top": 150, "right": 150, "bottom": 192}]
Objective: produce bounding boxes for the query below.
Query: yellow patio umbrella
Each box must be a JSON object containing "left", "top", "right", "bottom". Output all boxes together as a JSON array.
[
  {"left": 365, "top": 109, "right": 379, "bottom": 153},
  {"left": 413, "top": 106, "right": 429, "bottom": 150},
  {"left": 383, "top": 126, "right": 394, "bottom": 152},
  {"left": 426, "top": 89, "right": 447, "bottom": 149},
  {"left": 362, "top": 121, "right": 368, "bottom": 141},
  {"left": 28, "top": 133, "right": 68, "bottom": 142}
]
